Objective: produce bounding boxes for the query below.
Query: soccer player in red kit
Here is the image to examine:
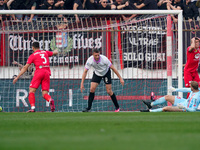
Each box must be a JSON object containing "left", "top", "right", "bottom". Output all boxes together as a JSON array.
[
  {"left": 184, "top": 37, "right": 200, "bottom": 98},
  {"left": 13, "top": 42, "right": 58, "bottom": 112}
]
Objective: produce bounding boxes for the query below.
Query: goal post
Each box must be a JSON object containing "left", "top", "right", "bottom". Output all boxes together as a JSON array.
[{"left": 0, "top": 10, "right": 183, "bottom": 112}]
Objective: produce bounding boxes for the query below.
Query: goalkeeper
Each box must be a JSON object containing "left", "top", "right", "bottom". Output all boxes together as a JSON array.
[{"left": 140, "top": 81, "right": 200, "bottom": 112}]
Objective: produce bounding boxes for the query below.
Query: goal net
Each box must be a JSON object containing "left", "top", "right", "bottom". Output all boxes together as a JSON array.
[{"left": 0, "top": 10, "right": 183, "bottom": 112}]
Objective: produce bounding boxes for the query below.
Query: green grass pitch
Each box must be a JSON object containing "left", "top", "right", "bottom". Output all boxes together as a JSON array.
[{"left": 0, "top": 112, "right": 200, "bottom": 150}]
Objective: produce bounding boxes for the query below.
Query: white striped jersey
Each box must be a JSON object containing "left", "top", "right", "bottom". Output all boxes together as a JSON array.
[
  {"left": 85, "top": 55, "right": 112, "bottom": 76},
  {"left": 186, "top": 91, "right": 200, "bottom": 111}
]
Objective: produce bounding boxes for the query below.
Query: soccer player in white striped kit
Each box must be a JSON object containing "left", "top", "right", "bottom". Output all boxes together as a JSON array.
[
  {"left": 141, "top": 81, "right": 200, "bottom": 112},
  {"left": 80, "top": 49, "right": 124, "bottom": 112}
]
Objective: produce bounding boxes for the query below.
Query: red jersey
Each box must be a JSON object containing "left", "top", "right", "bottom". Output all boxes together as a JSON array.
[
  {"left": 27, "top": 50, "right": 53, "bottom": 74},
  {"left": 184, "top": 46, "right": 200, "bottom": 72}
]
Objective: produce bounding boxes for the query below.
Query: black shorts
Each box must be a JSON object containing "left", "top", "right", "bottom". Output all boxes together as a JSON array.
[{"left": 91, "top": 69, "right": 112, "bottom": 84}]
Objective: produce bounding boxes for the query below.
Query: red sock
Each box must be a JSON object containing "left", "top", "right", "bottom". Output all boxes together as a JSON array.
[
  {"left": 185, "top": 85, "right": 190, "bottom": 99},
  {"left": 29, "top": 92, "right": 35, "bottom": 107},
  {"left": 186, "top": 92, "right": 190, "bottom": 99},
  {"left": 43, "top": 94, "right": 51, "bottom": 102}
]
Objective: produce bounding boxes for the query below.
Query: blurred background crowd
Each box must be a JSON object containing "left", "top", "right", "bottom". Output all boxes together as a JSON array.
[{"left": 0, "top": 0, "right": 200, "bottom": 22}]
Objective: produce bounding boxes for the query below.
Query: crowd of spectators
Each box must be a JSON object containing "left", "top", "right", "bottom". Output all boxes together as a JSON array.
[{"left": 0, "top": 0, "right": 200, "bottom": 22}]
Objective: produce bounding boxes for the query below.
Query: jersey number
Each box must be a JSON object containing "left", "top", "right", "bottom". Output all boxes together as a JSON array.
[{"left": 40, "top": 54, "right": 47, "bottom": 64}]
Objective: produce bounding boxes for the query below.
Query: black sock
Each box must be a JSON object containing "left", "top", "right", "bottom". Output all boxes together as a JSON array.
[
  {"left": 87, "top": 92, "right": 95, "bottom": 110},
  {"left": 110, "top": 93, "right": 119, "bottom": 109}
]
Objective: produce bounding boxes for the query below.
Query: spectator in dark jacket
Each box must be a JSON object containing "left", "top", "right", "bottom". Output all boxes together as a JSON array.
[
  {"left": 54, "top": 0, "right": 68, "bottom": 22},
  {"left": 40, "top": 0, "right": 55, "bottom": 18},
  {"left": 183, "top": 0, "right": 199, "bottom": 21},
  {"left": 73, "top": 0, "right": 86, "bottom": 22},
  {"left": 134, "top": 0, "right": 158, "bottom": 10},
  {"left": 7, "top": 0, "right": 37, "bottom": 21},
  {"left": 40, "top": 0, "right": 55, "bottom": 9},
  {"left": 90, "top": 0, "right": 111, "bottom": 9},
  {"left": 36, "top": 0, "right": 45, "bottom": 9},
  {"left": 167, "top": 0, "right": 183, "bottom": 10},
  {"left": 0, "top": 0, "right": 7, "bottom": 10},
  {"left": 54, "top": 0, "right": 66, "bottom": 9},
  {"left": 23, "top": 0, "right": 37, "bottom": 22},
  {"left": 157, "top": 0, "right": 172, "bottom": 10},
  {"left": 111, "top": 0, "right": 137, "bottom": 21},
  {"left": 0, "top": 0, "right": 8, "bottom": 21},
  {"left": 167, "top": 0, "right": 183, "bottom": 22},
  {"left": 64, "top": 0, "right": 74, "bottom": 9},
  {"left": 111, "top": 0, "right": 135, "bottom": 10}
]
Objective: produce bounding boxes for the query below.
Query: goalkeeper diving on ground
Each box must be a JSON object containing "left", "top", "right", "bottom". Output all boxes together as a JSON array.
[{"left": 140, "top": 81, "right": 200, "bottom": 112}]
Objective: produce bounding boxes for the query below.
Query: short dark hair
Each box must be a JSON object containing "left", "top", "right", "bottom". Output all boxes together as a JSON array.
[
  {"left": 32, "top": 42, "right": 40, "bottom": 49},
  {"left": 191, "top": 81, "right": 199, "bottom": 90},
  {"left": 92, "top": 49, "right": 100, "bottom": 54},
  {"left": 195, "top": 37, "right": 200, "bottom": 41},
  {"left": 12, "top": 75, "right": 17, "bottom": 79}
]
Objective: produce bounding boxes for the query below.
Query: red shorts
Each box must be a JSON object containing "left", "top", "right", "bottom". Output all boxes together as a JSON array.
[
  {"left": 30, "top": 70, "right": 50, "bottom": 91},
  {"left": 184, "top": 70, "right": 200, "bottom": 87}
]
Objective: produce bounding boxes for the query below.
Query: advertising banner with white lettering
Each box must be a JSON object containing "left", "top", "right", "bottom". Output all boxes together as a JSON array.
[
  {"left": 6, "top": 31, "right": 102, "bottom": 67},
  {"left": 121, "top": 16, "right": 167, "bottom": 69},
  {"left": 3, "top": 18, "right": 200, "bottom": 70}
]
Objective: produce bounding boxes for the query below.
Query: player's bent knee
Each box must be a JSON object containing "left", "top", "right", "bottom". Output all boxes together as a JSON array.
[
  {"left": 29, "top": 88, "right": 36, "bottom": 93},
  {"left": 164, "top": 95, "right": 169, "bottom": 99},
  {"left": 90, "top": 89, "right": 96, "bottom": 93},
  {"left": 164, "top": 95, "right": 173, "bottom": 101},
  {"left": 106, "top": 90, "right": 112, "bottom": 96},
  {"left": 42, "top": 90, "right": 48, "bottom": 97}
]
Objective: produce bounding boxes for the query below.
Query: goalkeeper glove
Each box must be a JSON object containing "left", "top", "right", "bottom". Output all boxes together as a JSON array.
[
  {"left": 168, "top": 86, "right": 176, "bottom": 93},
  {"left": 177, "top": 103, "right": 186, "bottom": 109}
]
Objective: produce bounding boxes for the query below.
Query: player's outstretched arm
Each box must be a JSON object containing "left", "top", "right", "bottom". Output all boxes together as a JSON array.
[
  {"left": 110, "top": 65, "right": 124, "bottom": 86},
  {"left": 189, "top": 37, "right": 195, "bottom": 52},
  {"left": 13, "top": 63, "right": 31, "bottom": 84},
  {"left": 80, "top": 69, "right": 88, "bottom": 92}
]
